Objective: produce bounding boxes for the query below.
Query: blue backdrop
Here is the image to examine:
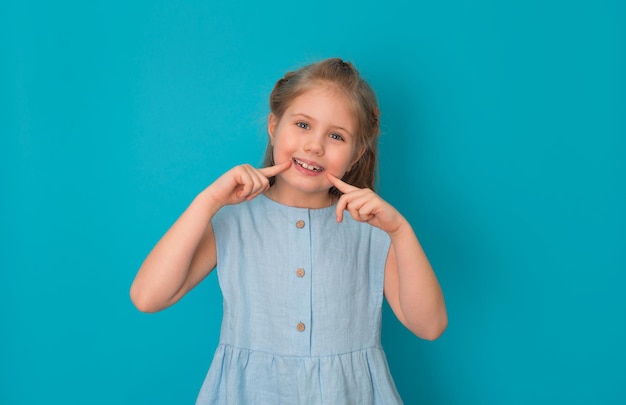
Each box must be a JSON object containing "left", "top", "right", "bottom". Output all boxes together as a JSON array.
[{"left": 1, "top": 0, "right": 624, "bottom": 403}]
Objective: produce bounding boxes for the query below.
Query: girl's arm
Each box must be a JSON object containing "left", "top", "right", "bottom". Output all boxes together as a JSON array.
[
  {"left": 129, "top": 189, "right": 220, "bottom": 313},
  {"left": 130, "top": 162, "right": 291, "bottom": 313},
  {"left": 382, "top": 221, "right": 447, "bottom": 340},
  {"left": 326, "top": 173, "right": 448, "bottom": 340}
]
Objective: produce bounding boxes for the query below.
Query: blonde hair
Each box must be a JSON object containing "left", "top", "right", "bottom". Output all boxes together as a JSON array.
[{"left": 263, "top": 58, "right": 381, "bottom": 198}]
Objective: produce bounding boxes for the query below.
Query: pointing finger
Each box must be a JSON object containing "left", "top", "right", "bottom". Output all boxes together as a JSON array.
[
  {"left": 326, "top": 172, "right": 358, "bottom": 194},
  {"left": 258, "top": 160, "right": 292, "bottom": 178}
]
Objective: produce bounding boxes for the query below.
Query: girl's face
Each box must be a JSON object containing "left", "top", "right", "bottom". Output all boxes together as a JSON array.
[{"left": 268, "top": 85, "right": 363, "bottom": 208}]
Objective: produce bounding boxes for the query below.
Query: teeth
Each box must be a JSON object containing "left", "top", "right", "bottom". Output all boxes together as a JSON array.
[{"left": 295, "top": 159, "right": 322, "bottom": 172}]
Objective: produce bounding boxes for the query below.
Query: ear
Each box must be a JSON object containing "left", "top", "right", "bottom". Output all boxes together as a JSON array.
[{"left": 267, "top": 113, "right": 278, "bottom": 145}]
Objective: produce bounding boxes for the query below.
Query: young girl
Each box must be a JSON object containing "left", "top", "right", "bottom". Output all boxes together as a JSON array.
[{"left": 130, "top": 58, "right": 447, "bottom": 404}]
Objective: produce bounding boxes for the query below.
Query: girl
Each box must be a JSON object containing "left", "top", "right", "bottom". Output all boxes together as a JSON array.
[{"left": 130, "top": 58, "right": 447, "bottom": 404}]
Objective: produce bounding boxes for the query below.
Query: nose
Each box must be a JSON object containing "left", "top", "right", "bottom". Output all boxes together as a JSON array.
[{"left": 304, "top": 134, "right": 324, "bottom": 155}]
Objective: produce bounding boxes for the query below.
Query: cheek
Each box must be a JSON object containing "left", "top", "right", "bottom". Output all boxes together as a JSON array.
[
  {"left": 272, "top": 138, "right": 293, "bottom": 161},
  {"left": 347, "top": 149, "right": 361, "bottom": 167},
  {"left": 273, "top": 143, "right": 287, "bottom": 158},
  {"left": 331, "top": 153, "right": 355, "bottom": 174},
  {"left": 271, "top": 136, "right": 284, "bottom": 153}
]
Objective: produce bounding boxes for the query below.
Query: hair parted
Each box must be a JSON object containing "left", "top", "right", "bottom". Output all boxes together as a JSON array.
[{"left": 262, "top": 57, "right": 381, "bottom": 198}]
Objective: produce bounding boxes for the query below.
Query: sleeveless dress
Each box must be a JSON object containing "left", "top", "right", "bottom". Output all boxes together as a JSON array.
[{"left": 196, "top": 194, "right": 403, "bottom": 404}]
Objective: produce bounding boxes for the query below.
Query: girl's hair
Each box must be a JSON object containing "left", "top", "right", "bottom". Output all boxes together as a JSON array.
[{"left": 263, "top": 58, "right": 381, "bottom": 198}]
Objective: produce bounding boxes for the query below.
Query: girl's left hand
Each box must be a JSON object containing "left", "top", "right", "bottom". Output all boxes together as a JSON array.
[{"left": 326, "top": 172, "right": 404, "bottom": 235}]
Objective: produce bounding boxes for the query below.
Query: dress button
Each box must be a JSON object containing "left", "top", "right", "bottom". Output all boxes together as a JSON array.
[
  {"left": 296, "top": 322, "right": 305, "bottom": 332},
  {"left": 296, "top": 268, "right": 305, "bottom": 277},
  {"left": 296, "top": 219, "right": 305, "bottom": 229}
]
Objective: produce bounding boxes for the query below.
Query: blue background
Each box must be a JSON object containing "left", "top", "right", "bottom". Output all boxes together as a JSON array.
[{"left": 1, "top": 0, "right": 624, "bottom": 403}]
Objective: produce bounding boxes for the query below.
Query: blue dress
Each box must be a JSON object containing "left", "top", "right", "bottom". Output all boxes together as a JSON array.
[{"left": 196, "top": 194, "right": 403, "bottom": 404}]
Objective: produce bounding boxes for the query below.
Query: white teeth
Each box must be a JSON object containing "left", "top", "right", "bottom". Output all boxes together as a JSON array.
[{"left": 295, "top": 159, "right": 322, "bottom": 172}]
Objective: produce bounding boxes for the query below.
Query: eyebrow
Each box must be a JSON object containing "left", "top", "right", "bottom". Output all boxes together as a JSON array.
[{"left": 290, "top": 113, "right": 353, "bottom": 136}]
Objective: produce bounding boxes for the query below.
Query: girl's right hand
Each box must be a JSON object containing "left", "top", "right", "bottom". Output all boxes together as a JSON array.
[{"left": 206, "top": 160, "right": 291, "bottom": 207}]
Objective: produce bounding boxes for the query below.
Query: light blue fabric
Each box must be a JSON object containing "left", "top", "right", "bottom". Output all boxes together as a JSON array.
[{"left": 196, "top": 194, "right": 403, "bottom": 404}]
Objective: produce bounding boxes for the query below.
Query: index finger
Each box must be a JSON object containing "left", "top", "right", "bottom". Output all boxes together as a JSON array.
[
  {"left": 326, "top": 172, "right": 359, "bottom": 193},
  {"left": 258, "top": 160, "right": 292, "bottom": 178}
]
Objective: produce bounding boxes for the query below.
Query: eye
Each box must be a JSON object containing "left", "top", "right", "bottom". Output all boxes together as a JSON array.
[
  {"left": 296, "top": 121, "right": 310, "bottom": 130},
  {"left": 329, "top": 132, "right": 345, "bottom": 141}
]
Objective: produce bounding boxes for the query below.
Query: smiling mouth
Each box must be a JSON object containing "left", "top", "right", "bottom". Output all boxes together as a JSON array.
[{"left": 293, "top": 158, "right": 324, "bottom": 173}]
